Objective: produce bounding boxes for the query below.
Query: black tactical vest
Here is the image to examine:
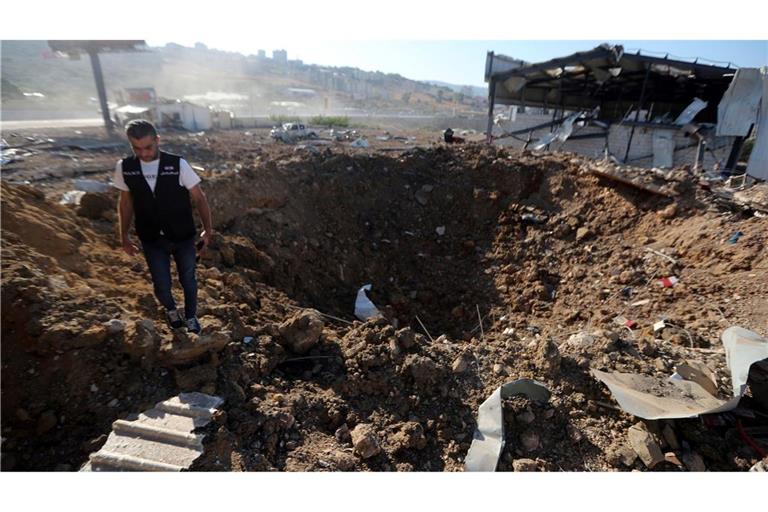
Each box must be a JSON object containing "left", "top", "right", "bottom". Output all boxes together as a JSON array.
[{"left": 121, "top": 151, "right": 196, "bottom": 243}]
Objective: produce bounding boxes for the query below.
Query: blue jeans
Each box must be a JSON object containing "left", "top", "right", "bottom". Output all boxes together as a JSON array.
[{"left": 141, "top": 236, "right": 198, "bottom": 319}]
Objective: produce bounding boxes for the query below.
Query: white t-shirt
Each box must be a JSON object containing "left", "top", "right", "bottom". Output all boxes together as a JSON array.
[{"left": 113, "top": 157, "right": 201, "bottom": 193}]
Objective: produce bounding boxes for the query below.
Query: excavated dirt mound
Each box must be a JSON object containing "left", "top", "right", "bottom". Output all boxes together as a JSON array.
[{"left": 2, "top": 138, "right": 767, "bottom": 471}]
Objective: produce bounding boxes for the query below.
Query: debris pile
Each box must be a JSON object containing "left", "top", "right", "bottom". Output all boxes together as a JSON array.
[{"left": 2, "top": 132, "right": 767, "bottom": 471}]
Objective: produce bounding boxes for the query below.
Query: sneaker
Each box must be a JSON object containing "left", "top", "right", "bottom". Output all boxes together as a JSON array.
[
  {"left": 186, "top": 317, "right": 201, "bottom": 334},
  {"left": 166, "top": 309, "right": 183, "bottom": 329}
]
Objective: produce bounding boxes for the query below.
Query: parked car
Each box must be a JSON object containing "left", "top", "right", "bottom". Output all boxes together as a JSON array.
[{"left": 270, "top": 123, "right": 317, "bottom": 143}]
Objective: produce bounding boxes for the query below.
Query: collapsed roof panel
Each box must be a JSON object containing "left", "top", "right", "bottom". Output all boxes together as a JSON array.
[{"left": 486, "top": 44, "right": 736, "bottom": 123}]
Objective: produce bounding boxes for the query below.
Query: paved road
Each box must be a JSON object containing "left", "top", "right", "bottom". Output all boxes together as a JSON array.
[{"left": 1, "top": 118, "right": 104, "bottom": 130}]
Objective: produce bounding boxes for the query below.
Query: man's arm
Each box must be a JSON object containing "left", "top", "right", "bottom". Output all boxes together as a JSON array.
[
  {"left": 118, "top": 190, "right": 139, "bottom": 255},
  {"left": 189, "top": 185, "right": 213, "bottom": 247}
]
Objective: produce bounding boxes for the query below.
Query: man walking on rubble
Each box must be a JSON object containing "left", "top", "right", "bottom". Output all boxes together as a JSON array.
[{"left": 113, "top": 119, "right": 213, "bottom": 334}]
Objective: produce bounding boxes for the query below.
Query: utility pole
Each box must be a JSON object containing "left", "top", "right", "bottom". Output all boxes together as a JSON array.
[
  {"left": 48, "top": 40, "right": 146, "bottom": 137},
  {"left": 87, "top": 45, "right": 114, "bottom": 135}
]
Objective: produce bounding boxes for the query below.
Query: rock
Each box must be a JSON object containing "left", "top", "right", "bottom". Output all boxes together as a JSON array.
[
  {"left": 567, "top": 425, "right": 584, "bottom": 443},
  {"left": 516, "top": 410, "right": 535, "bottom": 424},
  {"left": 414, "top": 190, "right": 429, "bottom": 206},
  {"left": 607, "top": 444, "right": 638, "bottom": 467},
  {"left": 402, "top": 354, "right": 440, "bottom": 388},
  {"left": 451, "top": 354, "right": 469, "bottom": 374},
  {"left": 520, "top": 431, "right": 540, "bottom": 452},
  {"left": 36, "top": 410, "right": 58, "bottom": 435},
  {"left": 389, "top": 422, "right": 427, "bottom": 452},
  {"left": 330, "top": 451, "right": 357, "bottom": 471},
  {"left": 335, "top": 424, "right": 352, "bottom": 444},
  {"left": 682, "top": 451, "right": 706, "bottom": 472},
  {"left": 74, "top": 324, "right": 108, "bottom": 348},
  {"left": 278, "top": 310, "right": 324, "bottom": 354},
  {"left": 351, "top": 424, "right": 381, "bottom": 459},
  {"left": 566, "top": 332, "right": 595, "bottom": 350},
  {"left": 512, "top": 458, "right": 539, "bottom": 472},
  {"left": 492, "top": 363, "right": 506, "bottom": 376},
  {"left": 159, "top": 331, "right": 229, "bottom": 366},
  {"left": 123, "top": 319, "right": 161, "bottom": 362},
  {"left": 627, "top": 423, "right": 664, "bottom": 468},
  {"left": 229, "top": 236, "right": 275, "bottom": 273},
  {"left": 76, "top": 192, "right": 114, "bottom": 220},
  {"left": 658, "top": 203, "right": 678, "bottom": 219},
  {"left": 395, "top": 327, "right": 418, "bottom": 349},
  {"left": 664, "top": 452, "right": 683, "bottom": 467},
  {"left": 575, "top": 227, "right": 592, "bottom": 241},
  {"left": 105, "top": 319, "right": 126, "bottom": 336},
  {"left": 661, "top": 424, "right": 680, "bottom": 451},
  {"left": 220, "top": 245, "right": 236, "bottom": 267},
  {"left": 81, "top": 434, "right": 108, "bottom": 453},
  {"left": 534, "top": 337, "right": 561, "bottom": 375},
  {"left": 436, "top": 226, "right": 446, "bottom": 236},
  {"left": 597, "top": 329, "right": 620, "bottom": 343}
]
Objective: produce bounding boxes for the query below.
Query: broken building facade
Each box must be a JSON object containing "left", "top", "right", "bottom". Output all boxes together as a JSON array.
[{"left": 485, "top": 44, "right": 764, "bottom": 176}]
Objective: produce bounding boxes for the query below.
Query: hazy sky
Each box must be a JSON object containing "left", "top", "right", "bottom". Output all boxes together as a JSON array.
[{"left": 147, "top": 39, "right": 767, "bottom": 87}]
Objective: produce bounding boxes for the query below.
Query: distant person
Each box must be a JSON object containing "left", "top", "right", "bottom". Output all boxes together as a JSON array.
[
  {"left": 113, "top": 119, "right": 213, "bottom": 334},
  {"left": 443, "top": 128, "right": 465, "bottom": 144}
]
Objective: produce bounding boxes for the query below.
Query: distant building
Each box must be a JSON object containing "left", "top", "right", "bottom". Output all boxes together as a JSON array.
[
  {"left": 273, "top": 49, "right": 287, "bottom": 65},
  {"left": 124, "top": 87, "right": 157, "bottom": 105},
  {"left": 257, "top": 49, "right": 266, "bottom": 59},
  {"left": 285, "top": 88, "right": 316, "bottom": 98},
  {"left": 194, "top": 42, "right": 207, "bottom": 50}
]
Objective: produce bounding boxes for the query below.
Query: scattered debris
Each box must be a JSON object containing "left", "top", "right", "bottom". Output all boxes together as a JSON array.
[
  {"left": 350, "top": 138, "right": 370, "bottom": 148},
  {"left": 354, "top": 284, "right": 382, "bottom": 321},
  {"left": 592, "top": 326, "right": 768, "bottom": 420},
  {"left": 351, "top": 424, "right": 381, "bottom": 459},
  {"left": 82, "top": 392, "right": 224, "bottom": 471},
  {"left": 659, "top": 276, "right": 679, "bottom": 288},
  {"left": 464, "top": 379, "right": 551, "bottom": 471},
  {"left": 627, "top": 423, "right": 665, "bottom": 468}
]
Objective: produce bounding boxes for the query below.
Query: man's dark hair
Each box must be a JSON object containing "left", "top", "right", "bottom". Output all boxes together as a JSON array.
[{"left": 125, "top": 119, "right": 158, "bottom": 139}]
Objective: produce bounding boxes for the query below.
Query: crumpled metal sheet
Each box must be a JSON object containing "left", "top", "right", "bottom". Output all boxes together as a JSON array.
[
  {"left": 592, "top": 326, "right": 768, "bottom": 420},
  {"left": 464, "top": 378, "right": 550, "bottom": 471},
  {"left": 674, "top": 97, "right": 708, "bottom": 125},
  {"left": 716, "top": 68, "right": 762, "bottom": 137},
  {"left": 746, "top": 75, "right": 768, "bottom": 181},
  {"left": 532, "top": 112, "right": 582, "bottom": 150}
]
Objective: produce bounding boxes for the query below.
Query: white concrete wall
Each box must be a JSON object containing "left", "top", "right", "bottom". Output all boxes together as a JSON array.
[
  {"left": 495, "top": 113, "right": 734, "bottom": 169},
  {"left": 155, "top": 103, "right": 212, "bottom": 131}
]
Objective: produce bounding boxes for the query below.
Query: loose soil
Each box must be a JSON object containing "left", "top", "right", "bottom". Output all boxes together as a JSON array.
[{"left": 1, "top": 128, "right": 766, "bottom": 471}]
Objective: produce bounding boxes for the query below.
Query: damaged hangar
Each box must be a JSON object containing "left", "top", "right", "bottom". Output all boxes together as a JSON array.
[{"left": 485, "top": 44, "right": 763, "bottom": 175}]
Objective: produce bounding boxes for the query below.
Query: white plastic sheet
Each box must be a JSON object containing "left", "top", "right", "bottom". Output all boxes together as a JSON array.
[{"left": 354, "top": 284, "right": 382, "bottom": 321}]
